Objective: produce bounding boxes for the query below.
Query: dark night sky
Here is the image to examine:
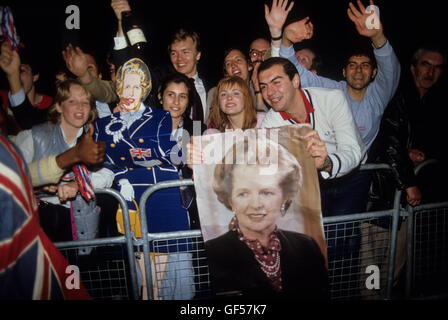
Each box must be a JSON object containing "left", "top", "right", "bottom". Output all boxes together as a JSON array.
[{"left": 2, "top": 0, "right": 447, "bottom": 95}]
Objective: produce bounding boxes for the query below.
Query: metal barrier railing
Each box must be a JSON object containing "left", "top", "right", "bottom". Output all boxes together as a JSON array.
[
  {"left": 51, "top": 162, "right": 448, "bottom": 300},
  {"left": 405, "top": 201, "right": 448, "bottom": 299},
  {"left": 54, "top": 188, "right": 140, "bottom": 300},
  {"left": 137, "top": 164, "right": 405, "bottom": 300},
  {"left": 139, "top": 179, "right": 196, "bottom": 300}
]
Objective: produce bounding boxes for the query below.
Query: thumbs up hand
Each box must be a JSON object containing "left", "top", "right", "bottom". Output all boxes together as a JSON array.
[{"left": 75, "top": 123, "right": 106, "bottom": 165}]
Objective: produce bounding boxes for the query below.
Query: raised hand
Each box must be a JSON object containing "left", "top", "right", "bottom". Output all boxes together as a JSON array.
[
  {"left": 111, "top": 0, "right": 131, "bottom": 20},
  {"left": 347, "top": 0, "right": 386, "bottom": 47},
  {"left": 0, "top": 41, "right": 20, "bottom": 77},
  {"left": 0, "top": 41, "right": 22, "bottom": 94},
  {"left": 111, "top": 0, "right": 131, "bottom": 37},
  {"left": 62, "top": 44, "right": 92, "bottom": 81},
  {"left": 265, "top": 0, "right": 295, "bottom": 38},
  {"left": 283, "top": 17, "right": 314, "bottom": 45}
]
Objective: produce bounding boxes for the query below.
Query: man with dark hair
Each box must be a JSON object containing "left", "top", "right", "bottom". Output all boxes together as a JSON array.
[
  {"left": 0, "top": 41, "right": 53, "bottom": 130},
  {"left": 258, "top": 56, "right": 365, "bottom": 180}
]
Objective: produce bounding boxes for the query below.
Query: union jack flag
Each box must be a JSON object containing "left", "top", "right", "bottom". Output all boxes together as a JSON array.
[
  {"left": 0, "top": 6, "right": 23, "bottom": 51},
  {"left": 129, "top": 147, "right": 151, "bottom": 158},
  {"left": 0, "top": 136, "right": 90, "bottom": 300}
]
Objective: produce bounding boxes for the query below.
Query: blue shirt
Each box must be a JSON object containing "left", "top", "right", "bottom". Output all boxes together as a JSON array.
[{"left": 279, "top": 41, "right": 400, "bottom": 149}]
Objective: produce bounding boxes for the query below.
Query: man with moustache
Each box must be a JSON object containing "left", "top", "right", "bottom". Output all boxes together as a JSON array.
[
  {"left": 368, "top": 44, "right": 447, "bottom": 206},
  {"left": 365, "top": 44, "right": 447, "bottom": 295}
]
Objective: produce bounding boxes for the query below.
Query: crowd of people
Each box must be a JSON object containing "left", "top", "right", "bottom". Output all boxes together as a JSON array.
[{"left": 0, "top": 0, "right": 446, "bottom": 300}]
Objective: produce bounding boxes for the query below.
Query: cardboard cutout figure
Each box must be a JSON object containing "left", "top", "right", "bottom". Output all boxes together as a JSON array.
[
  {"left": 193, "top": 125, "right": 329, "bottom": 298},
  {"left": 93, "top": 58, "right": 194, "bottom": 299},
  {"left": 94, "top": 58, "right": 189, "bottom": 234}
]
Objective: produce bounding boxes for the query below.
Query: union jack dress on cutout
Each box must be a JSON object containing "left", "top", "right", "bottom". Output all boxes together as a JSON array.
[{"left": 0, "top": 135, "right": 90, "bottom": 300}]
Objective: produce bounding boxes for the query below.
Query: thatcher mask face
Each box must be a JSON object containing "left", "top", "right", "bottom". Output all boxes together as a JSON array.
[{"left": 116, "top": 58, "right": 152, "bottom": 112}]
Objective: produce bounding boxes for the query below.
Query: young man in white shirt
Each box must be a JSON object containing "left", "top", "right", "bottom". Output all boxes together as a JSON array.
[{"left": 258, "top": 57, "right": 365, "bottom": 180}]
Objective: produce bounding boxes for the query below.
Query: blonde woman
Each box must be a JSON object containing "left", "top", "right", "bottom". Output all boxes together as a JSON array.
[{"left": 14, "top": 79, "right": 114, "bottom": 243}]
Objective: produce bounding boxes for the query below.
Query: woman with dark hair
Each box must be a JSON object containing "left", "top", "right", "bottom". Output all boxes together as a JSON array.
[
  {"left": 205, "top": 135, "right": 329, "bottom": 299},
  {"left": 158, "top": 72, "right": 206, "bottom": 137},
  {"left": 158, "top": 72, "right": 206, "bottom": 228}
]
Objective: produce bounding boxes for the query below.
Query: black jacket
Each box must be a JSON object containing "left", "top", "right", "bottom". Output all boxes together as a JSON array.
[
  {"left": 367, "top": 76, "right": 448, "bottom": 210},
  {"left": 205, "top": 229, "right": 329, "bottom": 299}
]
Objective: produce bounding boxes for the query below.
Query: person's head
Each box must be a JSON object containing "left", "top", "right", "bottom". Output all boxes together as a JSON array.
[
  {"left": 158, "top": 72, "right": 194, "bottom": 124},
  {"left": 295, "top": 47, "right": 321, "bottom": 74},
  {"left": 410, "top": 46, "right": 446, "bottom": 96},
  {"left": 209, "top": 76, "right": 257, "bottom": 132},
  {"left": 19, "top": 64, "right": 39, "bottom": 95},
  {"left": 223, "top": 48, "right": 252, "bottom": 82},
  {"left": 115, "top": 58, "right": 152, "bottom": 112},
  {"left": 48, "top": 79, "right": 96, "bottom": 128},
  {"left": 168, "top": 28, "right": 201, "bottom": 78},
  {"left": 85, "top": 53, "right": 102, "bottom": 79},
  {"left": 258, "top": 57, "right": 301, "bottom": 114},
  {"left": 342, "top": 49, "right": 377, "bottom": 92},
  {"left": 249, "top": 38, "right": 270, "bottom": 63},
  {"left": 18, "top": 50, "right": 41, "bottom": 95},
  {"left": 213, "top": 136, "right": 301, "bottom": 238}
]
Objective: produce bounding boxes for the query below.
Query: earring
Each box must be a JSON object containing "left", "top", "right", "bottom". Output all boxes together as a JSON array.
[{"left": 280, "top": 203, "right": 286, "bottom": 216}]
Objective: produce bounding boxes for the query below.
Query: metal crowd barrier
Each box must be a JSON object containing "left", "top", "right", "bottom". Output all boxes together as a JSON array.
[
  {"left": 404, "top": 158, "right": 448, "bottom": 299},
  {"left": 136, "top": 164, "right": 404, "bottom": 300},
  {"left": 406, "top": 201, "right": 448, "bottom": 299},
  {"left": 54, "top": 188, "right": 140, "bottom": 300},
  {"left": 52, "top": 162, "right": 448, "bottom": 300}
]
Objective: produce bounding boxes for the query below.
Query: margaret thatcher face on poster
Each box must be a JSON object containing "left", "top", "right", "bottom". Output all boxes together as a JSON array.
[{"left": 212, "top": 136, "right": 302, "bottom": 244}]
